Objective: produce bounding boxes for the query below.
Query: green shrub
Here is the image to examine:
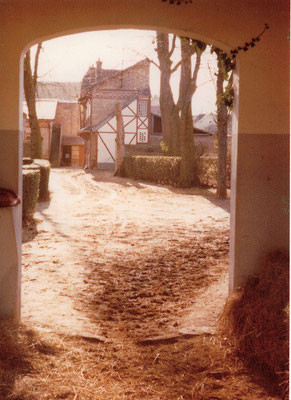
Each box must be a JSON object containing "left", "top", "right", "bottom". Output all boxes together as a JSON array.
[
  {"left": 121, "top": 155, "right": 181, "bottom": 186},
  {"left": 22, "top": 169, "right": 40, "bottom": 220},
  {"left": 198, "top": 156, "right": 231, "bottom": 188},
  {"left": 22, "top": 164, "right": 40, "bottom": 171},
  {"left": 33, "top": 159, "right": 51, "bottom": 201},
  {"left": 121, "top": 154, "right": 231, "bottom": 189}
]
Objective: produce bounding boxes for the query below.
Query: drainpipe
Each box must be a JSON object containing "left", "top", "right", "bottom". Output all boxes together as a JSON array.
[{"left": 89, "top": 92, "right": 93, "bottom": 169}]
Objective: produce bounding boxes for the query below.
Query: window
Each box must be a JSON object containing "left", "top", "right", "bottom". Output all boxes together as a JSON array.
[
  {"left": 137, "top": 129, "right": 148, "bottom": 143},
  {"left": 138, "top": 100, "right": 147, "bottom": 116}
]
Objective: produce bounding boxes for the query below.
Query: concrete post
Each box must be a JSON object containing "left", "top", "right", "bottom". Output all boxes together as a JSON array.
[{"left": 0, "top": 44, "right": 23, "bottom": 319}]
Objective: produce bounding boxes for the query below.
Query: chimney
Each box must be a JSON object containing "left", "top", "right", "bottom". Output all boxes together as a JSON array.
[{"left": 96, "top": 59, "right": 102, "bottom": 79}]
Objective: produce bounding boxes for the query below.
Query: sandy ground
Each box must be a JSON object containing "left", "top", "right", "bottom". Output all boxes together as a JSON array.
[
  {"left": 22, "top": 168, "right": 230, "bottom": 341},
  {"left": 15, "top": 170, "right": 284, "bottom": 399}
]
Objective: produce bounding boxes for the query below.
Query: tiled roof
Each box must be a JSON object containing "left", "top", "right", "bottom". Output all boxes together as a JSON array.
[
  {"left": 193, "top": 113, "right": 206, "bottom": 123},
  {"left": 23, "top": 99, "right": 58, "bottom": 120},
  {"left": 62, "top": 135, "right": 84, "bottom": 145},
  {"left": 81, "top": 69, "right": 119, "bottom": 91},
  {"left": 140, "top": 87, "right": 151, "bottom": 97},
  {"left": 194, "top": 113, "right": 217, "bottom": 134},
  {"left": 81, "top": 59, "right": 151, "bottom": 96},
  {"left": 36, "top": 81, "right": 81, "bottom": 101}
]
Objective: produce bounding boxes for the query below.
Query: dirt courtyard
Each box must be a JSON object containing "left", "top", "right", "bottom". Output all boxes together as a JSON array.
[
  {"left": 22, "top": 168, "right": 230, "bottom": 338},
  {"left": 15, "top": 169, "right": 280, "bottom": 399}
]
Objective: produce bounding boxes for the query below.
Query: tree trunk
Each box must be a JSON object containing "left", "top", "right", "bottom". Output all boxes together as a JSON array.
[
  {"left": 115, "top": 102, "right": 125, "bottom": 175},
  {"left": 216, "top": 54, "right": 228, "bottom": 199},
  {"left": 155, "top": 33, "right": 205, "bottom": 178},
  {"left": 178, "top": 37, "right": 202, "bottom": 187},
  {"left": 156, "top": 32, "right": 178, "bottom": 155},
  {"left": 180, "top": 104, "right": 195, "bottom": 187},
  {"left": 23, "top": 48, "right": 42, "bottom": 159}
]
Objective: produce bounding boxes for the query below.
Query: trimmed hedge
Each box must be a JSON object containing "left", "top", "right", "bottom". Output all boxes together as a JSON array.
[
  {"left": 121, "top": 155, "right": 181, "bottom": 186},
  {"left": 198, "top": 156, "right": 231, "bottom": 188},
  {"left": 121, "top": 154, "right": 231, "bottom": 188},
  {"left": 23, "top": 157, "right": 34, "bottom": 165},
  {"left": 22, "top": 159, "right": 51, "bottom": 201},
  {"left": 33, "top": 159, "right": 51, "bottom": 201},
  {"left": 22, "top": 169, "right": 40, "bottom": 220},
  {"left": 22, "top": 164, "right": 40, "bottom": 171}
]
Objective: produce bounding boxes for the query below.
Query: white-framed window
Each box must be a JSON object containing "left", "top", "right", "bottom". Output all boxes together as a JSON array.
[
  {"left": 137, "top": 100, "right": 147, "bottom": 116},
  {"left": 137, "top": 129, "right": 148, "bottom": 143}
]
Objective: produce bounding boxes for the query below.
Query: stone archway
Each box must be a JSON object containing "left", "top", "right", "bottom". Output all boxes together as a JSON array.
[{"left": 0, "top": 0, "right": 289, "bottom": 319}]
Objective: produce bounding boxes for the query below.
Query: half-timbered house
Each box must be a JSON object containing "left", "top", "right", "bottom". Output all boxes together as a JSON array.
[{"left": 79, "top": 59, "right": 151, "bottom": 168}]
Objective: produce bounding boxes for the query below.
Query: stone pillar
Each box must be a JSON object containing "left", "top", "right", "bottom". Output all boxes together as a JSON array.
[
  {"left": 229, "top": 24, "right": 289, "bottom": 290},
  {"left": 0, "top": 43, "right": 23, "bottom": 319}
]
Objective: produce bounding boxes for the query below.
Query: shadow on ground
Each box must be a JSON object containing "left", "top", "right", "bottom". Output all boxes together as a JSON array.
[
  {"left": 87, "top": 169, "right": 230, "bottom": 213},
  {"left": 80, "top": 228, "right": 230, "bottom": 341},
  {"left": 0, "top": 322, "right": 36, "bottom": 398}
]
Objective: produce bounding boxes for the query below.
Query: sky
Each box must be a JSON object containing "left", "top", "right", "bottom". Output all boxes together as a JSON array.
[{"left": 31, "top": 29, "right": 218, "bottom": 114}]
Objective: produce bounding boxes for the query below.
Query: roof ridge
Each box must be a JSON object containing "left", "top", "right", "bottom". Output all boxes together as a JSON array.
[{"left": 83, "top": 58, "right": 150, "bottom": 93}]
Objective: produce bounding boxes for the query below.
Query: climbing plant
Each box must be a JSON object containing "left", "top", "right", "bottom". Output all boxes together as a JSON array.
[
  {"left": 211, "top": 23, "right": 270, "bottom": 199},
  {"left": 211, "top": 23, "right": 270, "bottom": 110}
]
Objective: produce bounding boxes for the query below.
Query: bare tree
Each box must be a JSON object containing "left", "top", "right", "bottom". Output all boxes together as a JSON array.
[
  {"left": 211, "top": 47, "right": 234, "bottom": 199},
  {"left": 178, "top": 37, "right": 205, "bottom": 187},
  {"left": 155, "top": 33, "right": 206, "bottom": 187},
  {"left": 216, "top": 55, "right": 228, "bottom": 198},
  {"left": 23, "top": 43, "right": 42, "bottom": 159},
  {"left": 155, "top": 33, "right": 180, "bottom": 155}
]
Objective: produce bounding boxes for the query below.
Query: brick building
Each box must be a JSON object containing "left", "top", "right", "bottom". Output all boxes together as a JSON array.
[
  {"left": 79, "top": 59, "right": 151, "bottom": 168},
  {"left": 23, "top": 99, "right": 58, "bottom": 159},
  {"left": 23, "top": 82, "right": 84, "bottom": 167}
]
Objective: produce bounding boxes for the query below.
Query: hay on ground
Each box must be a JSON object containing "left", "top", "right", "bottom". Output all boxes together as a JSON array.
[{"left": 219, "top": 251, "right": 289, "bottom": 398}]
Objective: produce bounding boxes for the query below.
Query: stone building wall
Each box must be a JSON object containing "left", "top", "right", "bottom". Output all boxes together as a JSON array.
[
  {"left": 88, "top": 60, "right": 150, "bottom": 127},
  {"left": 54, "top": 102, "right": 80, "bottom": 136}
]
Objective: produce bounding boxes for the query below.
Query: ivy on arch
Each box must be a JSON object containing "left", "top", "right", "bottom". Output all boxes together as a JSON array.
[{"left": 162, "top": 0, "right": 192, "bottom": 4}]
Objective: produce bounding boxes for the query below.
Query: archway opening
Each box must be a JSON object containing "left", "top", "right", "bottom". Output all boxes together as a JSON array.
[
  {"left": 22, "top": 26, "right": 231, "bottom": 330},
  {"left": 20, "top": 27, "right": 234, "bottom": 399}
]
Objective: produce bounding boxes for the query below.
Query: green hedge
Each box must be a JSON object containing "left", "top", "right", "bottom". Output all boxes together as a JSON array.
[
  {"left": 198, "top": 156, "right": 231, "bottom": 188},
  {"left": 33, "top": 159, "right": 51, "bottom": 201},
  {"left": 121, "top": 155, "right": 231, "bottom": 188},
  {"left": 22, "top": 169, "right": 40, "bottom": 220},
  {"left": 121, "top": 155, "right": 181, "bottom": 186},
  {"left": 23, "top": 157, "right": 34, "bottom": 165}
]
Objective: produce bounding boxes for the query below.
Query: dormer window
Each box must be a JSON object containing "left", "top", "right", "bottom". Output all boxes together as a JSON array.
[{"left": 138, "top": 100, "right": 147, "bottom": 117}]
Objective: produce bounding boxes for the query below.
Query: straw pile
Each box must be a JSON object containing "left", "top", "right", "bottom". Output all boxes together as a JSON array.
[{"left": 219, "top": 251, "right": 289, "bottom": 398}]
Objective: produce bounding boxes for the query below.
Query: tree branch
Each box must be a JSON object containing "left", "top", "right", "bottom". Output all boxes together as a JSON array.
[
  {"left": 33, "top": 43, "right": 42, "bottom": 91},
  {"left": 171, "top": 60, "right": 181, "bottom": 74},
  {"left": 188, "top": 51, "right": 202, "bottom": 99},
  {"left": 189, "top": 40, "right": 197, "bottom": 56},
  {"left": 169, "top": 34, "right": 177, "bottom": 58},
  {"left": 148, "top": 58, "right": 161, "bottom": 70}
]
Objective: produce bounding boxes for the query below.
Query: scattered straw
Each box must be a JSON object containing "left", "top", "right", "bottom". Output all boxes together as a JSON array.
[{"left": 219, "top": 251, "right": 289, "bottom": 399}]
